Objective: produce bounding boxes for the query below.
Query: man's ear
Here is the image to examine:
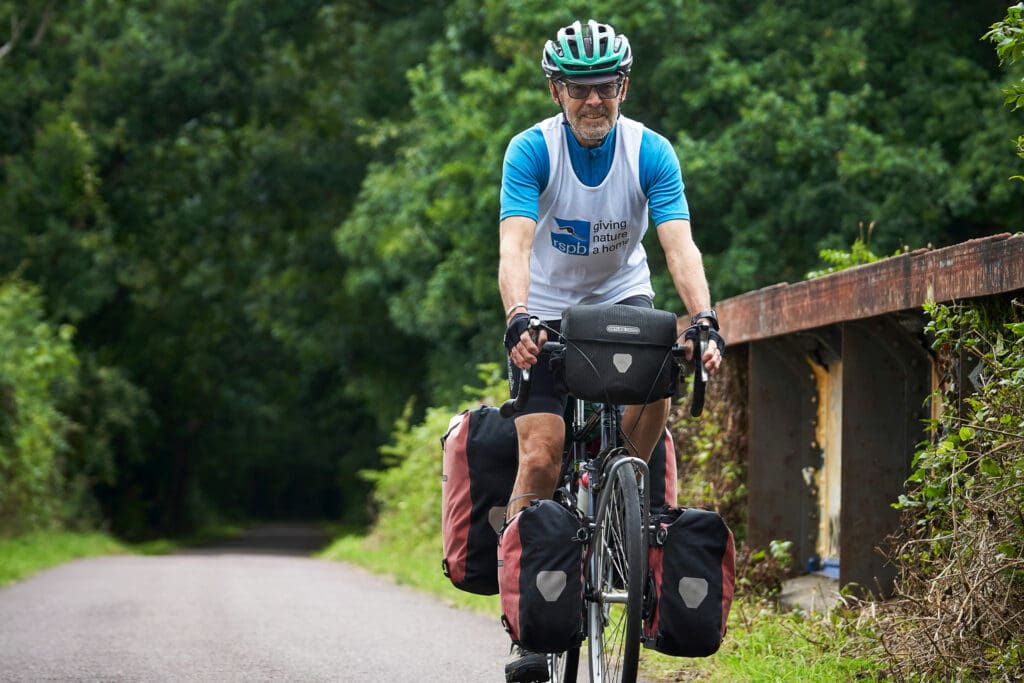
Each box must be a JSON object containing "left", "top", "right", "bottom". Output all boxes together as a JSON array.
[
  {"left": 548, "top": 80, "right": 561, "bottom": 105},
  {"left": 619, "top": 77, "right": 630, "bottom": 103}
]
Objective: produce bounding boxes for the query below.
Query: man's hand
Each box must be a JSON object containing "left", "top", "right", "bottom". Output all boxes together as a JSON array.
[
  {"left": 505, "top": 314, "right": 548, "bottom": 370},
  {"left": 683, "top": 327, "right": 725, "bottom": 376}
]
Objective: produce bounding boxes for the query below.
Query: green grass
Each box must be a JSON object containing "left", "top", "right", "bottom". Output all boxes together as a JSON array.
[
  {"left": 641, "top": 601, "right": 883, "bottom": 682},
  {"left": 317, "top": 528, "right": 502, "bottom": 616},
  {"left": 0, "top": 530, "right": 131, "bottom": 587},
  {"left": 320, "top": 529, "right": 885, "bottom": 683},
  {"left": 0, "top": 523, "right": 248, "bottom": 588}
]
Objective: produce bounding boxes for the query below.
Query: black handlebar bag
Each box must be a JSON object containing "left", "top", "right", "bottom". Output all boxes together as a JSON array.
[{"left": 559, "top": 304, "right": 678, "bottom": 404}]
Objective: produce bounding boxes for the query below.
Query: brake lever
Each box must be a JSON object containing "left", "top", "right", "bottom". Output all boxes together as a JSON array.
[
  {"left": 689, "top": 323, "right": 709, "bottom": 417},
  {"left": 499, "top": 317, "right": 542, "bottom": 418}
]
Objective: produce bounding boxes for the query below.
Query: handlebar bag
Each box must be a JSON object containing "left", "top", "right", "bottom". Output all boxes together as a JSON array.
[
  {"left": 643, "top": 507, "right": 736, "bottom": 657},
  {"left": 441, "top": 405, "right": 519, "bottom": 595},
  {"left": 560, "top": 304, "right": 677, "bottom": 405},
  {"left": 498, "top": 500, "right": 585, "bottom": 653}
]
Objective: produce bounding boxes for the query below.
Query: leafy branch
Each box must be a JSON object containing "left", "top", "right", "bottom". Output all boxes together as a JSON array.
[{"left": 983, "top": 2, "right": 1024, "bottom": 181}]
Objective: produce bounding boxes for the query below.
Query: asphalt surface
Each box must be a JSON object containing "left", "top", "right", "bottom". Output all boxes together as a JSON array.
[{"left": 0, "top": 525, "right": 513, "bottom": 681}]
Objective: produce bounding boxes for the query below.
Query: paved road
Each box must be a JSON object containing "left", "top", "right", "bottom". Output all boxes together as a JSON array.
[{"left": 0, "top": 525, "right": 513, "bottom": 681}]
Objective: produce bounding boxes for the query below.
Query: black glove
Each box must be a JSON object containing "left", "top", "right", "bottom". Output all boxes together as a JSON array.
[
  {"left": 684, "top": 325, "right": 726, "bottom": 357},
  {"left": 504, "top": 313, "right": 531, "bottom": 353}
]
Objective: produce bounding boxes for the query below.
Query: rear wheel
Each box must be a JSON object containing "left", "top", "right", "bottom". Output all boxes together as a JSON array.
[{"left": 588, "top": 458, "right": 645, "bottom": 682}]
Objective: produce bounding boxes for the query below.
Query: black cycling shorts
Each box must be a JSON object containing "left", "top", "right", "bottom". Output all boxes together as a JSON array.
[{"left": 506, "top": 295, "right": 654, "bottom": 417}]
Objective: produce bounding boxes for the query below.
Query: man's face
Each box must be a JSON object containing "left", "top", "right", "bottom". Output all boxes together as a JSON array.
[{"left": 549, "top": 76, "right": 629, "bottom": 147}]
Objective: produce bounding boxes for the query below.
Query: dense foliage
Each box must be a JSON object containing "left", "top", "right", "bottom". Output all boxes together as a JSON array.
[
  {"left": 873, "top": 300, "right": 1024, "bottom": 681},
  {"left": 0, "top": 279, "right": 77, "bottom": 532},
  {"left": 985, "top": 1, "right": 1024, "bottom": 179},
  {"left": 0, "top": 1, "right": 1021, "bottom": 535}
]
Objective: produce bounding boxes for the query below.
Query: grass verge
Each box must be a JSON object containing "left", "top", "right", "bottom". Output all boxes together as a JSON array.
[
  {"left": 0, "top": 530, "right": 131, "bottom": 587},
  {"left": 0, "top": 523, "right": 248, "bottom": 588},
  {"left": 317, "top": 527, "right": 501, "bottom": 616}
]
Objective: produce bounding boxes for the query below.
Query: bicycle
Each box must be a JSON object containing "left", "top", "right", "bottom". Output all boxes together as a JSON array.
[{"left": 500, "top": 304, "right": 710, "bottom": 683}]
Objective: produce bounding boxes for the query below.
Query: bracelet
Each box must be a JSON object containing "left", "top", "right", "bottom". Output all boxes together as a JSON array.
[{"left": 505, "top": 301, "right": 528, "bottom": 319}]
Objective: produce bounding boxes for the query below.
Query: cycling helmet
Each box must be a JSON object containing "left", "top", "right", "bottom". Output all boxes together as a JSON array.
[{"left": 541, "top": 20, "right": 633, "bottom": 81}]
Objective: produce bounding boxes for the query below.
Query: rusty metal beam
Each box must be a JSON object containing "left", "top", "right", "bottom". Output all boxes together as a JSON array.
[
  {"left": 717, "top": 233, "right": 1024, "bottom": 345},
  {"left": 839, "top": 317, "right": 931, "bottom": 596},
  {"left": 747, "top": 337, "right": 819, "bottom": 565}
]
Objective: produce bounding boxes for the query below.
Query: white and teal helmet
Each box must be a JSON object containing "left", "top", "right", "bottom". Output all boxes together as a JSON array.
[{"left": 542, "top": 20, "right": 633, "bottom": 81}]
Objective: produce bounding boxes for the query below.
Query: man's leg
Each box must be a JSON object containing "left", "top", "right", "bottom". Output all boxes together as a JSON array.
[
  {"left": 503, "top": 412, "right": 563, "bottom": 683},
  {"left": 506, "top": 412, "right": 565, "bottom": 519},
  {"left": 622, "top": 397, "right": 670, "bottom": 463}
]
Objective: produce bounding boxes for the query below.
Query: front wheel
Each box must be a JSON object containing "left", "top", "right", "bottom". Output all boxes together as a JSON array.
[
  {"left": 588, "top": 458, "right": 645, "bottom": 682},
  {"left": 548, "top": 647, "right": 580, "bottom": 682}
]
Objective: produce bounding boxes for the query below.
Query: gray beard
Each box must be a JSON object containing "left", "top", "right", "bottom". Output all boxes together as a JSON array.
[{"left": 567, "top": 114, "right": 612, "bottom": 144}]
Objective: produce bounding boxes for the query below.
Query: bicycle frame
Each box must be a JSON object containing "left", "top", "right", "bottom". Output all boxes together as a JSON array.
[
  {"left": 562, "top": 398, "right": 651, "bottom": 531},
  {"left": 499, "top": 308, "right": 711, "bottom": 682}
]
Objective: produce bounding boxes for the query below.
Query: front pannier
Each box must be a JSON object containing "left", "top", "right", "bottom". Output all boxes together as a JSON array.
[
  {"left": 643, "top": 507, "right": 736, "bottom": 657},
  {"left": 498, "top": 500, "right": 586, "bottom": 653},
  {"left": 441, "top": 406, "right": 519, "bottom": 595},
  {"left": 560, "top": 304, "right": 678, "bottom": 405}
]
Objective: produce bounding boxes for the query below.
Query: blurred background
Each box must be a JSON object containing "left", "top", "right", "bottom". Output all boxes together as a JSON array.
[{"left": 1, "top": 0, "right": 1021, "bottom": 539}]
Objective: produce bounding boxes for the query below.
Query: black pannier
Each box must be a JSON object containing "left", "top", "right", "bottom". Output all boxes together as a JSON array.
[
  {"left": 559, "top": 304, "right": 678, "bottom": 405},
  {"left": 499, "top": 500, "right": 586, "bottom": 653},
  {"left": 643, "top": 507, "right": 736, "bottom": 657}
]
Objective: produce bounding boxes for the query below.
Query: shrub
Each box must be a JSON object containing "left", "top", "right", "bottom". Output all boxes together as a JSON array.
[
  {"left": 361, "top": 363, "right": 508, "bottom": 552},
  {"left": 877, "top": 299, "right": 1024, "bottom": 681},
  {"left": 0, "top": 279, "right": 79, "bottom": 532}
]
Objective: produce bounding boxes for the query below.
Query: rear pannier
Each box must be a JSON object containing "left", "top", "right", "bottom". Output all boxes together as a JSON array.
[
  {"left": 648, "top": 428, "right": 678, "bottom": 510},
  {"left": 560, "top": 304, "right": 678, "bottom": 405},
  {"left": 441, "top": 406, "right": 519, "bottom": 595},
  {"left": 498, "top": 500, "right": 586, "bottom": 653},
  {"left": 643, "top": 507, "right": 736, "bottom": 657}
]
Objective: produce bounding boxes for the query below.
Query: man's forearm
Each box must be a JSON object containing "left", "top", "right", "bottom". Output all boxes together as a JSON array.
[
  {"left": 658, "top": 219, "right": 712, "bottom": 317},
  {"left": 499, "top": 217, "right": 537, "bottom": 319}
]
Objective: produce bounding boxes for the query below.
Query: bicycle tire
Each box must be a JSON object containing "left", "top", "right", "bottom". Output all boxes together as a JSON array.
[
  {"left": 548, "top": 646, "right": 580, "bottom": 682},
  {"left": 588, "top": 458, "right": 645, "bottom": 682}
]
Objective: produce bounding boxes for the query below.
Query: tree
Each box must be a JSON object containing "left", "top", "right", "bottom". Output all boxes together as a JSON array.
[{"left": 984, "top": 2, "right": 1024, "bottom": 180}]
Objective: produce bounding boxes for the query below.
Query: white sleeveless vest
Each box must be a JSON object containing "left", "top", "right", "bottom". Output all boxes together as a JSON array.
[{"left": 529, "top": 114, "right": 654, "bottom": 320}]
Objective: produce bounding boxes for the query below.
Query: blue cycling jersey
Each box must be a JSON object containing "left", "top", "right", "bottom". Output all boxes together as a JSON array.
[{"left": 499, "top": 119, "right": 690, "bottom": 225}]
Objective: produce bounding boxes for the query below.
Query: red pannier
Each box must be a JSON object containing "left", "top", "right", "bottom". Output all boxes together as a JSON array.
[
  {"left": 441, "top": 406, "right": 519, "bottom": 595},
  {"left": 648, "top": 428, "right": 678, "bottom": 510},
  {"left": 583, "top": 425, "right": 677, "bottom": 507},
  {"left": 643, "top": 507, "right": 736, "bottom": 657},
  {"left": 498, "top": 500, "right": 586, "bottom": 653}
]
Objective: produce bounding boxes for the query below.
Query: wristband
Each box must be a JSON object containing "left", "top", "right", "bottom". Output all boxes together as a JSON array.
[
  {"left": 689, "top": 309, "right": 720, "bottom": 331},
  {"left": 505, "top": 301, "right": 528, "bottom": 319}
]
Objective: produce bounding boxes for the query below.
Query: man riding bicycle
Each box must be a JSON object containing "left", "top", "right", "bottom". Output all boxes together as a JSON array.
[{"left": 498, "top": 19, "right": 726, "bottom": 682}]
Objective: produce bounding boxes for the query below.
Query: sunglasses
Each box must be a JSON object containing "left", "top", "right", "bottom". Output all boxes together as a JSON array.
[{"left": 559, "top": 79, "right": 623, "bottom": 100}]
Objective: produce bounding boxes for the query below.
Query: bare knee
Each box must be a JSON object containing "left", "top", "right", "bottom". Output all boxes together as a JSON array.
[
  {"left": 623, "top": 399, "right": 670, "bottom": 462},
  {"left": 517, "top": 422, "right": 564, "bottom": 480},
  {"left": 507, "top": 414, "right": 564, "bottom": 514}
]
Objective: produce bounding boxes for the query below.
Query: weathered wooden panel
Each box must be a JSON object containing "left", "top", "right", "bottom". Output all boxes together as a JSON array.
[{"left": 717, "top": 233, "right": 1024, "bottom": 345}]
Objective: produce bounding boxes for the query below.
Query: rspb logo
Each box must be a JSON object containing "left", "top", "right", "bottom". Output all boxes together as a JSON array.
[{"left": 551, "top": 217, "right": 591, "bottom": 256}]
